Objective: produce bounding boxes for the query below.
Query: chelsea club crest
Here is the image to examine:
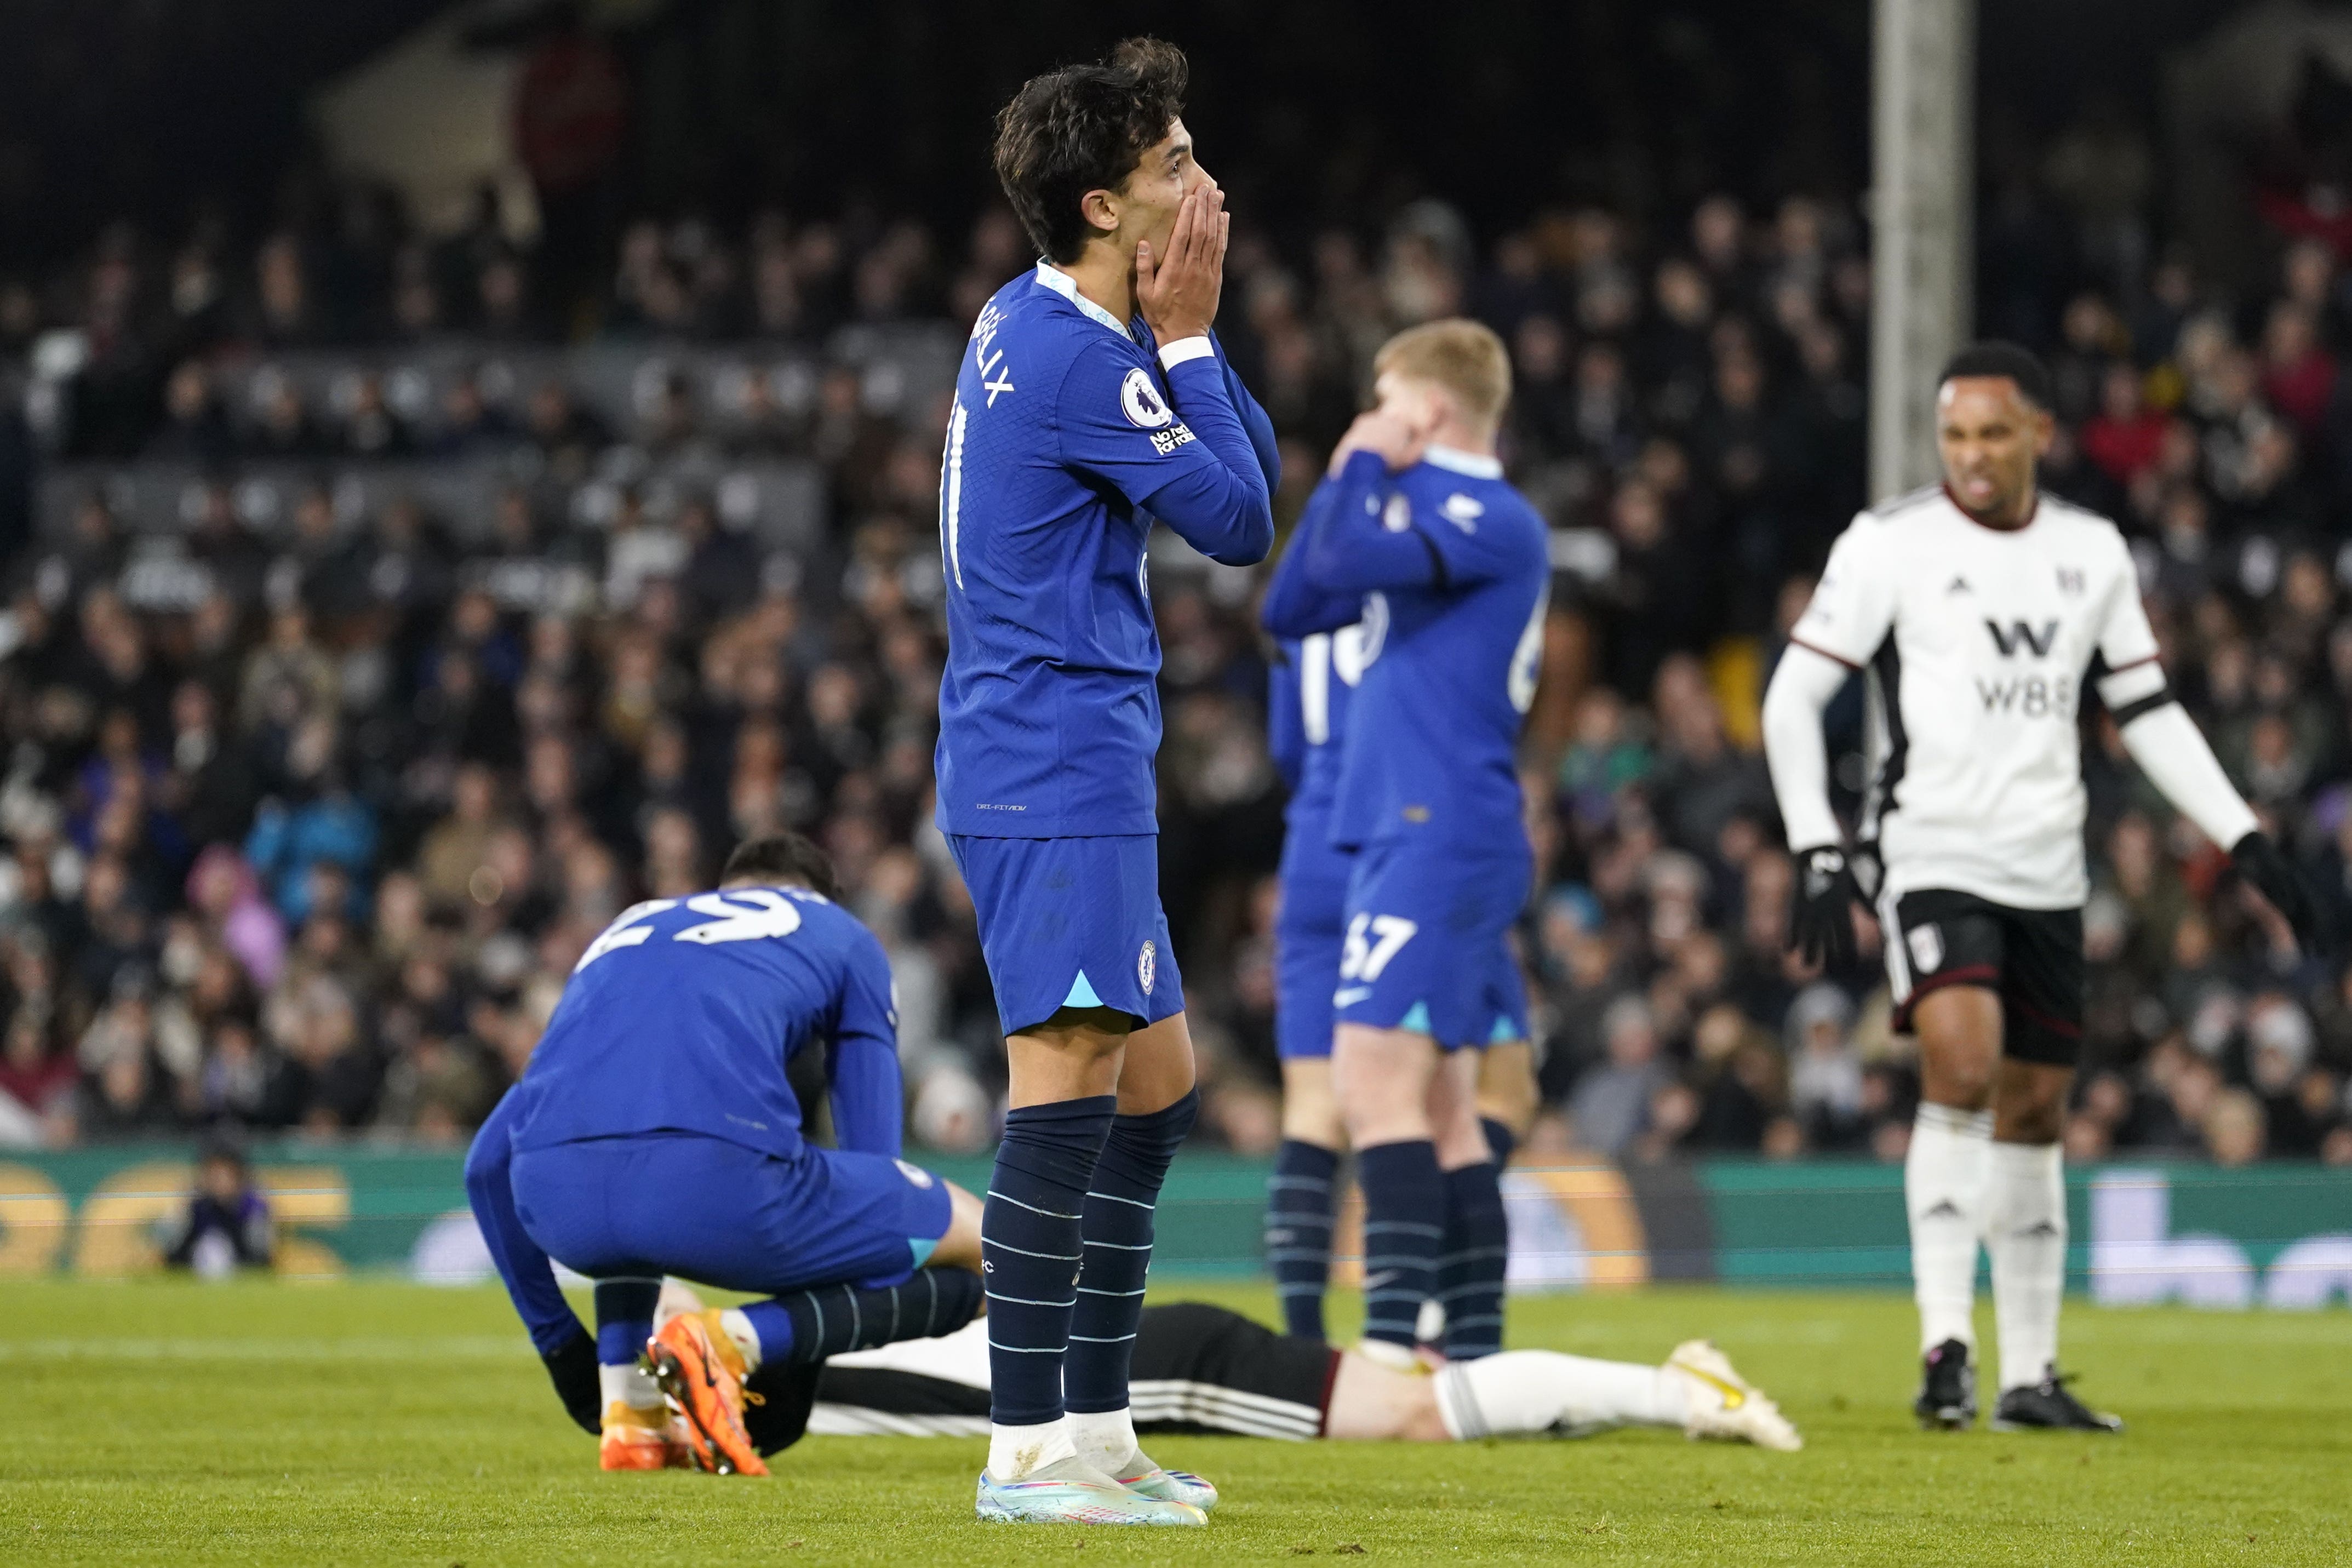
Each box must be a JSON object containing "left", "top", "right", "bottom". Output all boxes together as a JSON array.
[{"left": 1137, "top": 939, "right": 1157, "bottom": 996}]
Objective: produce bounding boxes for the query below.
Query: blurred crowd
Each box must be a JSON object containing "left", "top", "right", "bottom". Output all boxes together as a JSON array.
[{"left": 4, "top": 121, "right": 2352, "bottom": 1169}]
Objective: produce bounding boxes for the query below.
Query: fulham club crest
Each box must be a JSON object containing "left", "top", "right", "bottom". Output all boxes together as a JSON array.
[
  {"left": 1907, "top": 923, "right": 1944, "bottom": 976},
  {"left": 1137, "top": 938, "right": 1158, "bottom": 996}
]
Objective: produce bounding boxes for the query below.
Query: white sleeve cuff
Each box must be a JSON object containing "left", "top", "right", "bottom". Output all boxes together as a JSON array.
[{"left": 1157, "top": 335, "right": 1215, "bottom": 370}]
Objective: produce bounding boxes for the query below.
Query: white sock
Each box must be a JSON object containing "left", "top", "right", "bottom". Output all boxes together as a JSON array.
[
  {"left": 598, "top": 1360, "right": 662, "bottom": 1412},
  {"left": 1906, "top": 1105, "right": 1992, "bottom": 1352},
  {"left": 988, "top": 1418, "right": 1077, "bottom": 1481},
  {"left": 1434, "top": 1351, "right": 1680, "bottom": 1440},
  {"left": 1067, "top": 1407, "right": 1140, "bottom": 1474},
  {"left": 1986, "top": 1139, "right": 2065, "bottom": 1392},
  {"left": 718, "top": 1308, "right": 764, "bottom": 1372}
]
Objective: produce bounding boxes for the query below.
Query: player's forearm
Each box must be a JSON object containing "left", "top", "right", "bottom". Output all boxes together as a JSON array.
[
  {"left": 2116, "top": 700, "right": 2259, "bottom": 851},
  {"left": 1148, "top": 347, "right": 1274, "bottom": 564},
  {"left": 1760, "top": 643, "right": 1850, "bottom": 851},
  {"left": 1221, "top": 343, "right": 1281, "bottom": 494},
  {"left": 828, "top": 1032, "right": 906, "bottom": 1156},
  {"left": 1300, "top": 451, "right": 1442, "bottom": 593},
  {"left": 1261, "top": 489, "right": 1364, "bottom": 638}
]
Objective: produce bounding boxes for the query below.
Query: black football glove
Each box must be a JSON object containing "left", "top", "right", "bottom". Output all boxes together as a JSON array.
[
  {"left": 541, "top": 1326, "right": 603, "bottom": 1435},
  {"left": 1789, "top": 844, "right": 1865, "bottom": 968},
  {"left": 2231, "top": 831, "right": 2320, "bottom": 947}
]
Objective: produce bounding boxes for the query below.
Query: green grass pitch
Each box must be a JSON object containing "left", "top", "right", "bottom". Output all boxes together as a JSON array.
[{"left": 3, "top": 1278, "right": 2347, "bottom": 1565}]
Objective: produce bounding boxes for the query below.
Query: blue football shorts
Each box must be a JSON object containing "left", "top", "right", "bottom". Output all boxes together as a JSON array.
[
  {"left": 1332, "top": 837, "right": 1532, "bottom": 1052},
  {"left": 510, "top": 1132, "right": 954, "bottom": 1293},
  {"left": 1274, "top": 815, "right": 1353, "bottom": 1062},
  {"left": 947, "top": 833, "right": 1185, "bottom": 1035}
]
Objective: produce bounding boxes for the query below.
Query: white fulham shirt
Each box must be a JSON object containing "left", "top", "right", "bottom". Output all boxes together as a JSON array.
[{"left": 1785, "top": 485, "right": 2160, "bottom": 909}]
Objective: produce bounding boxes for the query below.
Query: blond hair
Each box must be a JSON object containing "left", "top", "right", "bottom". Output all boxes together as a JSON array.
[{"left": 1374, "top": 318, "right": 1513, "bottom": 429}]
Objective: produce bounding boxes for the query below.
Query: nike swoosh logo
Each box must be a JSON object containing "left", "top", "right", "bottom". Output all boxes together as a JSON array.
[
  {"left": 1334, "top": 987, "right": 1372, "bottom": 1006},
  {"left": 1673, "top": 1360, "right": 1747, "bottom": 1411},
  {"left": 1363, "top": 1271, "right": 1401, "bottom": 1290}
]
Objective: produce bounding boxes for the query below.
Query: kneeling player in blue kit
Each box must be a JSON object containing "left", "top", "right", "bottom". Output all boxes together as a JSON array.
[
  {"left": 465, "top": 832, "right": 985, "bottom": 1476},
  {"left": 1286, "top": 320, "right": 1549, "bottom": 1370}
]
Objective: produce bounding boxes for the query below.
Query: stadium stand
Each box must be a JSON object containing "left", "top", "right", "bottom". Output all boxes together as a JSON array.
[{"left": 3, "top": 127, "right": 2351, "bottom": 1170}]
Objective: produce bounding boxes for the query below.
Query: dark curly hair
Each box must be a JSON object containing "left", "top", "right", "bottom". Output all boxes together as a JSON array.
[
  {"left": 720, "top": 832, "right": 840, "bottom": 901},
  {"left": 993, "top": 37, "right": 1189, "bottom": 265}
]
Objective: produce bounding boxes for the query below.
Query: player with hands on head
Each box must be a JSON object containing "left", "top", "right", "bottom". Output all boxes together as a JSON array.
[
  {"left": 1258, "top": 376, "right": 1541, "bottom": 1350},
  {"left": 1761, "top": 341, "right": 2320, "bottom": 1438},
  {"left": 1252, "top": 387, "right": 1433, "bottom": 1344},
  {"left": 937, "top": 37, "right": 1277, "bottom": 1527},
  {"left": 1269, "top": 319, "right": 1548, "bottom": 1375}
]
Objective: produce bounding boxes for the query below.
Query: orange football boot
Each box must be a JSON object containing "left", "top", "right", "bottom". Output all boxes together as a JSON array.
[
  {"left": 645, "top": 1310, "right": 768, "bottom": 1476},
  {"left": 598, "top": 1401, "right": 687, "bottom": 1470}
]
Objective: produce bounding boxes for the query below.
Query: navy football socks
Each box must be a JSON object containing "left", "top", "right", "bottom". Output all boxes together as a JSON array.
[
  {"left": 738, "top": 1266, "right": 984, "bottom": 1367},
  {"left": 1355, "top": 1138, "right": 1446, "bottom": 1350},
  {"left": 1435, "top": 1160, "right": 1510, "bottom": 1359},
  {"left": 1267, "top": 1138, "right": 1341, "bottom": 1340},
  {"left": 593, "top": 1278, "right": 661, "bottom": 1369},
  {"left": 981, "top": 1095, "right": 1117, "bottom": 1428},
  {"left": 1065, "top": 1089, "right": 1198, "bottom": 1415}
]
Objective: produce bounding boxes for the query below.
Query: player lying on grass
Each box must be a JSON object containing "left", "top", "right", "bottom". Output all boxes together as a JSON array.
[
  {"left": 644, "top": 1289, "right": 1798, "bottom": 1454},
  {"left": 465, "top": 832, "right": 989, "bottom": 1477}
]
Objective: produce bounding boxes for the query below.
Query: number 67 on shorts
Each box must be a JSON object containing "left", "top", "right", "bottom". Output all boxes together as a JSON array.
[{"left": 1330, "top": 841, "right": 1531, "bottom": 1050}]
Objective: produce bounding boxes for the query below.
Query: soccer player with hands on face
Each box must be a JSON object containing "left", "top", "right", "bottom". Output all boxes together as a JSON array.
[
  {"left": 1264, "top": 319, "right": 1549, "bottom": 1376},
  {"left": 1762, "top": 342, "right": 2319, "bottom": 1435},
  {"left": 936, "top": 37, "right": 1277, "bottom": 1526}
]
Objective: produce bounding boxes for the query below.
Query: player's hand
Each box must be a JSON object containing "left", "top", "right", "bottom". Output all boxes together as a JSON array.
[
  {"left": 2231, "top": 831, "right": 2320, "bottom": 947},
  {"left": 1328, "top": 408, "right": 1428, "bottom": 475},
  {"left": 1788, "top": 845, "right": 1864, "bottom": 968},
  {"left": 541, "top": 1327, "right": 603, "bottom": 1434},
  {"left": 1136, "top": 183, "right": 1228, "bottom": 345}
]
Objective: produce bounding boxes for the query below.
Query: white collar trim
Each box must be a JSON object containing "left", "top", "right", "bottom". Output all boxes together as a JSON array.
[
  {"left": 1422, "top": 444, "right": 1503, "bottom": 479},
  {"left": 1033, "top": 261, "right": 1132, "bottom": 339}
]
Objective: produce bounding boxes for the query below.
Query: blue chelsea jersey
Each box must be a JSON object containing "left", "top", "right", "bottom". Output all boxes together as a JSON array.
[
  {"left": 1263, "top": 477, "right": 1382, "bottom": 823},
  {"left": 1267, "top": 628, "right": 1372, "bottom": 824},
  {"left": 504, "top": 886, "right": 905, "bottom": 1161},
  {"left": 934, "top": 262, "right": 1277, "bottom": 840},
  {"left": 1304, "top": 449, "right": 1550, "bottom": 853}
]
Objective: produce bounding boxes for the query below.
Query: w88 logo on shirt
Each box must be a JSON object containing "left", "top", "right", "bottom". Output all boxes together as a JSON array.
[
  {"left": 1976, "top": 617, "right": 2075, "bottom": 720},
  {"left": 1974, "top": 671, "right": 2075, "bottom": 719}
]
